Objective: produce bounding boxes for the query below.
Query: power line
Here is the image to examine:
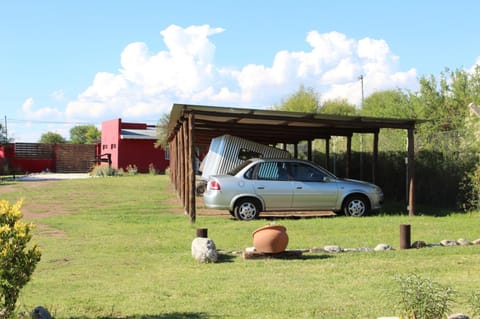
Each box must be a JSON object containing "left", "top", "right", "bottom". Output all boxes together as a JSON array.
[
  {"left": 7, "top": 118, "right": 100, "bottom": 125},
  {"left": 7, "top": 118, "right": 159, "bottom": 125}
]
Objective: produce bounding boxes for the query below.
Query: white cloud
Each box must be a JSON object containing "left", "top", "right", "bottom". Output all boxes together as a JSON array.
[
  {"left": 51, "top": 25, "right": 419, "bottom": 127},
  {"left": 22, "top": 97, "right": 63, "bottom": 120},
  {"left": 51, "top": 90, "right": 65, "bottom": 101},
  {"left": 468, "top": 56, "right": 480, "bottom": 73}
]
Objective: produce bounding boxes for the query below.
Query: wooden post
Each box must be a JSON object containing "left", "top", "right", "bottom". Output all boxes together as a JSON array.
[
  {"left": 400, "top": 224, "right": 411, "bottom": 249},
  {"left": 324, "top": 137, "right": 330, "bottom": 170},
  {"left": 307, "top": 139, "right": 312, "bottom": 161},
  {"left": 179, "top": 122, "right": 185, "bottom": 209},
  {"left": 188, "top": 112, "right": 196, "bottom": 223},
  {"left": 184, "top": 117, "right": 190, "bottom": 216},
  {"left": 346, "top": 135, "right": 352, "bottom": 178},
  {"left": 407, "top": 128, "right": 415, "bottom": 216},
  {"left": 196, "top": 228, "right": 208, "bottom": 238},
  {"left": 182, "top": 120, "right": 188, "bottom": 214},
  {"left": 372, "top": 131, "right": 379, "bottom": 184}
]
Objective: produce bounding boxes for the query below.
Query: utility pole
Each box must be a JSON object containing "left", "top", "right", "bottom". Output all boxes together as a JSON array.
[
  {"left": 4, "top": 116, "right": 7, "bottom": 142},
  {"left": 358, "top": 75, "right": 364, "bottom": 179},
  {"left": 358, "top": 75, "right": 364, "bottom": 105}
]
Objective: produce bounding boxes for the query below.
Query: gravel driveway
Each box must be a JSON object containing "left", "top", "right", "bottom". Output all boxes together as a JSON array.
[{"left": 18, "top": 172, "right": 91, "bottom": 181}]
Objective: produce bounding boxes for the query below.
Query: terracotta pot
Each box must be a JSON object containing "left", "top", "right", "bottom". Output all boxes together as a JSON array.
[{"left": 252, "top": 224, "right": 289, "bottom": 253}]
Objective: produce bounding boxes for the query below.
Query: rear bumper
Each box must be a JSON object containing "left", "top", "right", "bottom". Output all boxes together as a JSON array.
[{"left": 203, "top": 191, "right": 231, "bottom": 210}]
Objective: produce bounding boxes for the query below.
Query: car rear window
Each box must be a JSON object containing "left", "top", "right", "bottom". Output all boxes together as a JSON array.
[{"left": 227, "top": 159, "right": 253, "bottom": 175}]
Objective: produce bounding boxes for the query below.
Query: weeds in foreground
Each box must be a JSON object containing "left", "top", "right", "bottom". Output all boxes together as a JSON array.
[{"left": 394, "top": 273, "right": 455, "bottom": 319}]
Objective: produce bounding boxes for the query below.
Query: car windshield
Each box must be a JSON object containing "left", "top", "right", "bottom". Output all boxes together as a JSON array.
[
  {"left": 309, "top": 162, "right": 337, "bottom": 179},
  {"left": 227, "top": 159, "right": 254, "bottom": 176}
]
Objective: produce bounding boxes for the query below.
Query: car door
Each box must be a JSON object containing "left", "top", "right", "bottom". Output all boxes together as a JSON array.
[
  {"left": 250, "top": 161, "right": 293, "bottom": 210},
  {"left": 288, "top": 162, "right": 339, "bottom": 210}
]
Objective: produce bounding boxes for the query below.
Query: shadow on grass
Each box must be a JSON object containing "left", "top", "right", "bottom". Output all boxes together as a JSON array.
[
  {"left": 216, "top": 252, "right": 237, "bottom": 263},
  {"left": 260, "top": 215, "right": 336, "bottom": 221},
  {"left": 72, "top": 312, "right": 217, "bottom": 319},
  {"left": 301, "top": 254, "right": 334, "bottom": 260},
  {"left": 380, "top": 201, "right": 459, "bottom": 217}
]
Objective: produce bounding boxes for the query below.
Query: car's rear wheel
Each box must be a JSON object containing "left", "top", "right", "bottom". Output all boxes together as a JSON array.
[
  {"left": 234, "top": 198, "right": 261, "bottom": 221},
  {"left": 343, "top": 195, "right": 370, "bottom": 217}
]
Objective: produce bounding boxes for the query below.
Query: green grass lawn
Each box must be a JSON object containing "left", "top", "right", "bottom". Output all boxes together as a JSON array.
[{"left": 1, "top": 175, "right": 480, "bottom": 318}]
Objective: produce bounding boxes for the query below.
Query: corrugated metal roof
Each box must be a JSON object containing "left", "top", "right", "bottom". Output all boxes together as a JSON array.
[{"left": 120, "top": 128, "right": 157, "bottom": 140}]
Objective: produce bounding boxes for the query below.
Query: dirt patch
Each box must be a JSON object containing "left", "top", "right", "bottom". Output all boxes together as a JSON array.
[
  {"left": 34, "top": 223, "right": 67, "bottom": 238},
  {"left": 1, "top": 178, "right": 77, "bottom": 238},
  {"left": 0, "top": 179, "right": 57, "bottom": 194}
]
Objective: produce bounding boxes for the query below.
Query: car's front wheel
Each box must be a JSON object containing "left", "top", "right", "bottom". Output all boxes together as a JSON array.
[
  {"left": 343, "top": 195, "right": 370, "bottom": 217},
  {"left": 234, "top": 198, "right": 261, "bottom": 221}
]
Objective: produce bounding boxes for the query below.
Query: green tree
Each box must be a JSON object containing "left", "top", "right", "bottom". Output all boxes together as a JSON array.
[
  {"left": 155, "top": 113, "right": 170, "bottom": 149},
  {"left": 410, "top": 67, "right": 480, "bottom": 210},
  {"left": 360, "top": 89, "right": 420, "bottom": 119},
  {"left": 414, "top": 67, "right": 480, "bottom": 136},
  {"left": 274, "top": 85, "right": 321, "bottom": 113},
  {"left": 356, "top": 89, "right": 421, "bottom": 151},
  {"left": 320, "top": 98, "right": 357, "bottom": 115},
  {"left": 39, "top": 132, "right": 67, "bottom": 144},
  {"left": 70, "top": 125, "right": 101, "bottom": 144}
]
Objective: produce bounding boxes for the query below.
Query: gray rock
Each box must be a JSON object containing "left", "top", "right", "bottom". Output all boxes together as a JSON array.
[
  {"left": 440, "top": 239, "right": 458, "bottom": 246},
  {"left": 323, "top": 245, "right": 342, "bottom": 253},
  {"left": 191, "top": 237, "right": 218, "bottom": 263},
  {"left": 374, "top": 244, "right": 393, "bottom": 251},
  {"left": 31, "top": 306, "right": 53, "bottom": 319},
  {"left": 457, "top": 238, "right": 472, "bottom": 246},
  {"left": 447, "top": 313, "right": 470, "bottom": 319},
  {"left": 411, "top": 240, "right": 427, "bottom": 248},
  {"left": 358, "top": 247, "right": 374, "bottom": 252},
  {"left": 473, "top": 238, "right": 480, "bottom": 245}
]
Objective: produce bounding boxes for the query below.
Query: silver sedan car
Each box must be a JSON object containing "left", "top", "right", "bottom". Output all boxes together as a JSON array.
[{"left": 203, "top": 158, "right": 383, "bottom": 220}]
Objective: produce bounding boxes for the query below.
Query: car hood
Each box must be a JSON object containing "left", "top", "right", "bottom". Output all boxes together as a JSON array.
[{"left": 337, "top": 178, "right": 380, "bottom": 189}]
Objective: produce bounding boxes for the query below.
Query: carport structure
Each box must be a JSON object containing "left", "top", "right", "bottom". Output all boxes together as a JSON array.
[{"left": 167, "top": 103, "right": 420, "bottom": 222}]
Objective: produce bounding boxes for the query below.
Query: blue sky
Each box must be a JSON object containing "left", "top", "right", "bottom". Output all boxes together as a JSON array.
[{"left": 1, "top": 0, "right": 479, "bottom": 142}]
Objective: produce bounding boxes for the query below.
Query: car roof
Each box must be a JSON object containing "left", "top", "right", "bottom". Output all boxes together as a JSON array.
[{"left": 249, "top": 158, "right": 315, "bottom": 164}]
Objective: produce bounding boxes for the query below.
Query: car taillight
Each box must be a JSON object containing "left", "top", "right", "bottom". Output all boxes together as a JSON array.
[{"left": 209, "top": 180, "right": 221, "bottom": 190}]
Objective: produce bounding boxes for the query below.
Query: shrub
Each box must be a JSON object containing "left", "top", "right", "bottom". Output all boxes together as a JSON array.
[
  {"left": 460, "top": 162, "right": 480, "bottom": 211},
  {"left": 125, "top": 164, "right": 138, "bottom": 175},
  {"left": 468, "top": 292, "right": 480, "bottom": 318},
  {"left": 148, "top": 163, "right": 157, "bottom": 175},
  {"left": 0, "top": 200, "right": 42, "bottom": 319},
  {"left": 89, "top": 165, "right": 120, "bottom": 177},
  {"left": 394, "top": 273, "right": 455, "bottom": 319}
]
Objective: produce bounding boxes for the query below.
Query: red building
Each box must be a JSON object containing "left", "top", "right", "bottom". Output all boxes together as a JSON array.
[{"left": 99, "top": 118, "right": 169, "bottom": 173}]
